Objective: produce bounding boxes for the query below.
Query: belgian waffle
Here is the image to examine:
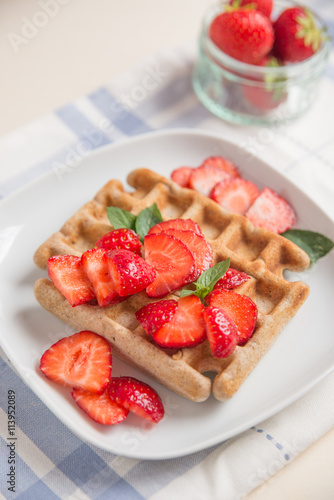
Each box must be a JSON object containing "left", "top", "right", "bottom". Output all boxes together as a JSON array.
[{"left": 33, "top": 168, "right": 310, "bottom": 402}]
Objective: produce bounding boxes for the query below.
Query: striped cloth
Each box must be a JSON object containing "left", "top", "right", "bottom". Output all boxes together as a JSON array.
[{"left": 1, "top": 1, "right": 334, "bottom": 498}]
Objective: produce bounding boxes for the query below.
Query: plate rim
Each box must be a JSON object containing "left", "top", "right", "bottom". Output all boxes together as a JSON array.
[{"left": 1, "top": 127, "right": 333, "bottom": 229}]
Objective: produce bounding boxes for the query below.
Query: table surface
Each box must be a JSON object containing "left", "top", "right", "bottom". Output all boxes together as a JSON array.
[{"left": 1, "top": 0, "right": 334, "bottom": 498}]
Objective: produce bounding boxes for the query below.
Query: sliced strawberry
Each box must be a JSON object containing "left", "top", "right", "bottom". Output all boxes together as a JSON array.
[
  {"left": 214, "top": 268, "right": 251, "bottom": 290},
  {"left": 135, "top": 299, "right": 178, "bottom": 335},
  {"left": 162, "top": 229, "right": 213, "bottom": 281},
  {"left": 95, "top": 228, "right": 142, "bottom": 255},
  {"left": 207, "top": 289, "right": 258, "bottom": 345},
  {"left": 189, "top": 164, "right": 237, "bottom": 197},
  {"left": 201, "top": 156, "right": 240, "bottom": 178},
  {"left": 106, "top": 249, "right": 156, "bottom": 297},
  {"left": 203, "top": 306, "right": 238, "bottom": 358},
  {"left": 245, "top": 187, "right": 297, "bottom": 234},
  {"left": 72, "top": 385, "right": 129, "bottom": 425},
  {"left": 148, "top": 218, "right": 203, "bottom": 237},
  {"left": 171, "top": 166, "right": 193, "bottom": 188},
  {"left": 152, "top": 295, "right": 206, "bottom": 348},
  {"left": 81, "top": 248, "right": 120, "bottom": 307},
  {"left": 211, "top": 177, "right": 260, "bottom": 215},
  {"left": 40, "top": 330, "right": 112, "bottom": 393},
  {"left": 109, "top": 376, "right": 164, "bottom": 423},
  {"left": 144, "top": 233, "right": 195, "bottom": 297},
  {"left": 48, "top": 255, "right": 95, "bottom": 307}
]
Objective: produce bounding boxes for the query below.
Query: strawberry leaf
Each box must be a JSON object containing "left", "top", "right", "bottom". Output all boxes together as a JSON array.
[
  {"left": 196, "top": 259, "right": 230, "bottom": 289},
  {"left": 179, "top": 289, "right": 198, "bottom": 298},
  {"left": 135, "top": 203, "right": 163, "bottom": 242},
  {"left": 106, "top": 207, "right": 137, "bottom": 231},
  {"left": 180, "top": 258, "right": 230, "bottom": 303},
  {"left": 106, "top": 204, "right": 163, "bottom": 242},
  {"left": 281, "top": 229, "right": 334, "bottom": 264}
]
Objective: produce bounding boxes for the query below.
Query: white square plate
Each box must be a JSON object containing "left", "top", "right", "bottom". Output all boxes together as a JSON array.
[{"left": 0, "top": 129, "right": 333, "bottom": 459}]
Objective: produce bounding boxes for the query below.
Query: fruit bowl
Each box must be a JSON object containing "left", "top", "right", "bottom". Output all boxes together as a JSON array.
[{"left": 192, "top": 0, "right": 330, "bottom": 125}]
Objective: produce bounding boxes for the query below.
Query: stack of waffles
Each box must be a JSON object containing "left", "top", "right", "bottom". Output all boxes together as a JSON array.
[{"left": 33, "top": 168, "right": 310, "bottom": 402}]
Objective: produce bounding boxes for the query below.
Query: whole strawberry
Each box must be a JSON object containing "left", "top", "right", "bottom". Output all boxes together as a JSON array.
[
  {"left": 210, "top": 9, "right": 274, "bottom": 65},
  {"left": 242, "top": 55, "right": 287, "bottom": 111},
  {"left": 229, "top": 0, "right": 273, "bottom": 19},
  {"left": 273, "top": 7, "right": 324, "bottom": 63}
]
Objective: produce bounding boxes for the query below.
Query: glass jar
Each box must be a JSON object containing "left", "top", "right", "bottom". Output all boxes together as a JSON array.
[{"left": 192, "top": 0, "right": 330, "bottom": 126}]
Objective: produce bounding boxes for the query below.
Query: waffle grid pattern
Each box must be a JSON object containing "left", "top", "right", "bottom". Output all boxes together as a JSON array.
[{"left": 34, "top": 169, "right": 310, "bottom": 401}]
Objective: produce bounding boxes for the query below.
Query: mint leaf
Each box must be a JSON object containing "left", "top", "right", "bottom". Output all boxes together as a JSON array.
[
  {"left": 106, "top": 204, "right": 163, "bottom": 241},
  {"left": 106, "top": 206, "right": 136, "bottom": 231},
  {"left": 196, "top": 259, "right": 230, "bottom": 289},
  {"left": 180, "top": 283, "right": 210, "bottom": 302},
  {"left": 179, "top": 289, "right": 197, "bottom": 298},
  {"left": 281, "top": 229, "right": 334, "bottom": 264},
  {"left": 180, "top": 259, "right": 230, "bottom": 303},
  {"left": 135, "top": 203, "right": 163, "bottom": 242}
]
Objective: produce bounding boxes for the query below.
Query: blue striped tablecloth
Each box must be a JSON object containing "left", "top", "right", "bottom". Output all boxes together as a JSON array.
[{"left": 1, "top": 1, "right": 334, "bottom": 498}]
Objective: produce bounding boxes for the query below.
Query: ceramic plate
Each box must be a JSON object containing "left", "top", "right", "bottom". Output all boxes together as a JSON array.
[{"left": 0, "top": 129, "right": 333, "bottom": 460}]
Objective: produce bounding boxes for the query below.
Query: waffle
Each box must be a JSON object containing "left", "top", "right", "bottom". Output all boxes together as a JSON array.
[{"left": 33, "top": 168, "right": 310, "bottom": 402}]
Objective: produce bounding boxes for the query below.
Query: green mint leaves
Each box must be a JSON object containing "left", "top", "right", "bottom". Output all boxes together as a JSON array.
[
  {"left": 281, "top": 229, "right": 334, "bottom": 265},
  {"left": 106, "top": 203, "right": 163, "bottom": 242},
  {"left": 135, "top": 205, "right": 163, "bottom": 242},
  {"left": 180, "top": 258, "right": 230, "bottom": 303},
  {"left": 106, "top": 207, "right": 137, "bottom": 231}
]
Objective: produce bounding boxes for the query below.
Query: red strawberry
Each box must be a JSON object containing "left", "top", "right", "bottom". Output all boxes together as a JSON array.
[
  {"left": 203, "top": 306, "right": 238, "bottom": 358},
  {"left": 106, "top": 249, "right": 156, "bottom": 297},
  {"left": 210, "top": 10, "right": 274, "bottom": 65},
  {"left": 109, "top": 376, "right": 165, "bottom": 423},
  {"left": 211, "top": 177, "right": 260, "bottom": 215},
  {"left": 81, "top": 248, "right": 120, "bottom": 307},
  {"left": 72, "top": 385, "right": 129, "bottom": 425},
  {"left": 207, "top": 289, "right": 258, "bottom": 345},
  {"left": 245, "top": 187, "right": 297, "bottom": 233},
  {"left": 171, "top": 166, "right": 193, "bottom": 188},
  {"left": 189, "top": 164, "right": 235, "bottom": 197},
  {"left": 96, "top": 228, "right": 142, "bottom": 255},
  {"left": 148, "top": 218, "right": 203, "bottom": 237},
  {"left": 162, "top": 229, "right": 213, "bottom": 280},
  {"left": 152, "top": 295, "right": 206, "bottom": 348},
  {"left": 273, "top": 7, "right": 324, "bottom": 63},
  {"left": 243, "top": 83, "right": 285, "bottom": 112},
  {"left": 48, "top": 255, "right": 95, "bottom": 307},
  {"left": 229, "top": 0, "right": 273, "bottom": 18},
  {"left": 242, "top": 55, "right": 287, "bottom": 112},
  {"left": 201, "top": 156, "right": 240, "bottom": 178},
  {"left": 40, "top": 331, "right": 112, "bottom": 393},
  {"left": 144, "top": 233, "right": 195, "bottom": 297},
  {"left": 214, "top": 268, "right": 251, "bottom": 290},
  {"left": 135, "top": 299, "right": 178, "bottom": 336}
]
